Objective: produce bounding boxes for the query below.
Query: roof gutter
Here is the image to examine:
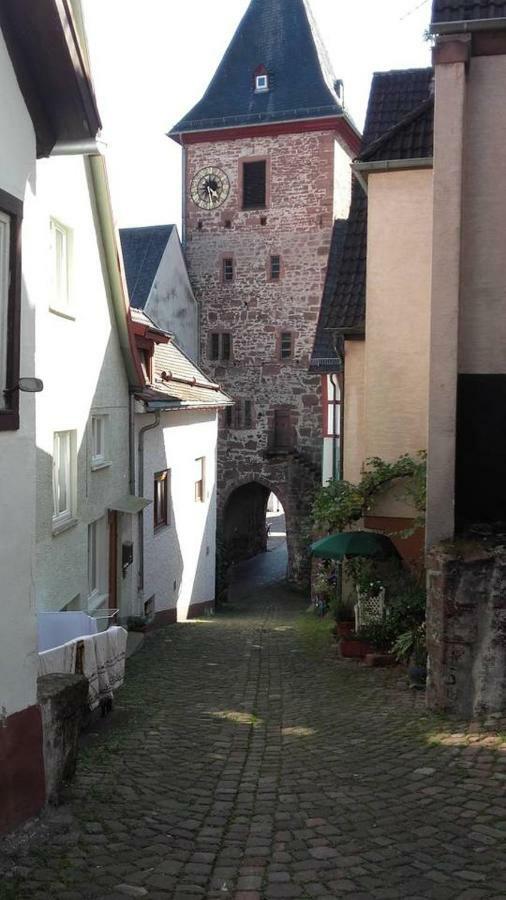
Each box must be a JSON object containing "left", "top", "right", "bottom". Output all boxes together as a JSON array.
[
  {"left": 431, "top": 17, "right": 506, "bottom": 34},
  {"left": 160, "top": 371, "right": 222, "bottom": 392},
  {"left": 326, "top": 325, "right": 365, "bottom": 340},
  {"left": 51, "top": 138, "right": 107, "bottom": 156},
  {"left": 352, "top": 158, "right": 433, "bottom": 193}
]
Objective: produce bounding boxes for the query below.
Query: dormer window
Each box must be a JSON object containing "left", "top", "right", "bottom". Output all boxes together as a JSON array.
[{"left": 254, "top": 65, "right": 269, "bottom": 93}]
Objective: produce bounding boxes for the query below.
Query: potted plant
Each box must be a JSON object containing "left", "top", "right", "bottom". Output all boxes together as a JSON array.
[
  {"left": 392, "top": 622, "right": 427, "bottom": 688},
  {"left": 333, "top": 599, "right": 355, "bottom": 638}
]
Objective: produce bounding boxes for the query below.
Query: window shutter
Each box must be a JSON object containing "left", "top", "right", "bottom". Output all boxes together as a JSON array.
[
  {"left": 210, "top": 333, "right": 220, "bottom": 360},
  {"left": 222, "top": 333, "right": 231, "bottom": 360}
]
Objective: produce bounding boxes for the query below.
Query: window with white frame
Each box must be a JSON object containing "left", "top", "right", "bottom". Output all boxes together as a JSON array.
[
  {"left": 194, "top": 457, "right": 205, "bottom": 502},
  {"left": 255, "top": 73, "right": 269, "bottom": 92},
  {"left": 91, "top": 414, "right": 108, "bottom": 467},
  {"left": 0, "top": 211, "right": 10, "bottom": 409},
  {"left": 50, "top": 218, "right": 72, "bottom": 313},
  {"left": 88, "top": 516, "right": 107, "bottom": 603},
  {"left": 52, "top": 430, "right": 75, "bottom": 527}
]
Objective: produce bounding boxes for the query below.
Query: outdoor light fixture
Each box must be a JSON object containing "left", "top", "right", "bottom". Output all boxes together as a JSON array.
[{"left": 4, "top": 377, "right": 44, "bottom": 394}]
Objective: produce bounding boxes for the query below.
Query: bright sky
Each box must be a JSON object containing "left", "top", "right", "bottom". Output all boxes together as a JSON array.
[{"left": 83, "top": 0, "right": 432, "bottom": 231}]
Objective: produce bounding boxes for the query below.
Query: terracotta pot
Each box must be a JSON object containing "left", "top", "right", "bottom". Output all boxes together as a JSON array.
[
  {"left": 365, "top": 653, "right": 396, "bottom": 668},
  {"left": 336, "top": 621, "right": 355, "bottom": 639},
  {"left": 339, "top": 639, "right": 374, "bottom": 659}
]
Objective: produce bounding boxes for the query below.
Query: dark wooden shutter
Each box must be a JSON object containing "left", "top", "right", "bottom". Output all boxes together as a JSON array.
[
  {"left": 273, "top": 409, "right": 293, "bottom": 449},
  {"left": 210, "top": 333, "right": 220, "bottom": 360},
  {"left": 222, "top": 333, "right": 231, "bottom": 360},
  {"left": 243, "top": 161, "right": 266, "bottom": 209}
]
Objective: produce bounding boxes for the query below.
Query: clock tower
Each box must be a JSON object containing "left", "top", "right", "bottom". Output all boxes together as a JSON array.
[{"left": 170, "top": 0, "right": 359, "bottom": 583}]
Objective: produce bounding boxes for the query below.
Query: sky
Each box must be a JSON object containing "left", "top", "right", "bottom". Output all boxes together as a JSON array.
[{"left": 83, "top": 0, "right": 432, "bottom": 231}]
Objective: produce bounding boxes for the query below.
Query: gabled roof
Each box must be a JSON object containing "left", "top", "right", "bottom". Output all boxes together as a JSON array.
[
  {"left": 119, "top": 225, "right": 174, "bottom": 310},
  {"left": 359, "top": 97, "right": 434, "bottom": 165},
  {"left": 170, "top": 0, "right": 351, "bottom": 139},
  {"left": 0, "top": 0, "right": 102, "bottom": 158},
  {"left": 432, "top": 0, "right": 506, "bottom": 25},
  {"left": 310, "top": 219, "right": 347, "bottom": 371},
  {"left": 323, "top": 68, "right": 434, "bottom": 336},
  {"left": 138, "top": 339, "right": 232, "bottom": 410}
]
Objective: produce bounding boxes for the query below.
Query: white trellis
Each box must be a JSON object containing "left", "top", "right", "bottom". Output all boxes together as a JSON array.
[{"left": 354, "top": 587, "right": 386, "bottom": 631}]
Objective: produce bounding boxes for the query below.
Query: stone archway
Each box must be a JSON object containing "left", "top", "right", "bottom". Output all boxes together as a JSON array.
[{"left": 221, "top": 479, "right": 293, "bottom": 577}]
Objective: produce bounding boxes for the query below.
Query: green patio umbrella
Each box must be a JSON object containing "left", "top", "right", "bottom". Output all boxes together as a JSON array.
[{"left": 310, "top": 531, "right": 397, "bottom": 561}]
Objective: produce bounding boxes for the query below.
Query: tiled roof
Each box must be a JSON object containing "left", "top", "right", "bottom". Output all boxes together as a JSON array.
[
  {"left": 324, "top": 68, "right": 434, "bottom": 334},
  {"left": 120, "top": 225, "right": 174, "bottom": 310},
  {"left": 170, "top": 0, "right": 346, "bottom": 137},
  {"left": 139, "top": 340, "right": 231, "bottom": 409},
  {"left": 432, "top": 0, "right": 506, "bottom": 23},
  {"left": 310, "top": 219, "right": 347, "bottom": 371},
  {"left": 359, "top": 98, "right": 434, "bottom": 164}
]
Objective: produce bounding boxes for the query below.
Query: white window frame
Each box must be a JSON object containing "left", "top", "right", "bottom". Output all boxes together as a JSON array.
[
  {"left": 52, "top": 430, "right": 75, "bottom": 529},
  {"left": 87, "top": 516, "right": 108, "bottom": 608},
  {"left": 91, "top": 414, "right": 109, "bottom": 469},
  {"left": 255, "top": 74, "right": 269, "bottom": 92},
  {"left": 194, "top": 457, "right": 205, "bottom": 503},
  {"left": 0, "top": 210, "right": 10, "bottom": 407},
  {"left": 50, "top": 218, "right": 73, "bottom": 317}
]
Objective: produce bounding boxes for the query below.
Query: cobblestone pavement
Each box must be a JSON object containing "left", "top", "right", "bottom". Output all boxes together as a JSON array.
[{"left": 2, "top": 581, "right": 506, "bottom": 900}]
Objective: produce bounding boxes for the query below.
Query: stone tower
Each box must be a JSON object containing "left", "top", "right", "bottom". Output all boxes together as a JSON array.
[{"left": 170, "top": 0, "right": 359, "bottom": 582}]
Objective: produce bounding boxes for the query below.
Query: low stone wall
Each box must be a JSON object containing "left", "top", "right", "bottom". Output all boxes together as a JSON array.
[
  {"left": 37, "top": 674, "right": 88, "bottom": 806},
  {"left": 427, "top": 544, "right": 506, "bottom": 718}
]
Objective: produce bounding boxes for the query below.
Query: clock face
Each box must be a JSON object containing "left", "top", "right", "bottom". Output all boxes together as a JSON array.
[{"left": 190, "top": 166, "right": 230, "bottom": 210}]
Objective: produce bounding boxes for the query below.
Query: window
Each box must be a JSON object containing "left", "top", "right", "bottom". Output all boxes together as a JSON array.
[
  {"left": 154, "top": 470, "right": 170, "bottom": 529},
  {"left": 255, "top": 74, "right": 269, "bottom": 92},
  {"left": 0, "top": 189, "right": 22, "bottom": 431},
  {"left": 270, "top": 255, "right": 281, "bottom": 281},
  {"left": 140, "top": 349, "right": 152, "bottom": 382},
  {"left": 52, "top": 431, "right": 75, "bottom": 528},
  {"left": 225, "top": 406, "right": 233, "bottom": 428},
  {"left": 326, "top": 375, "right": 341, "bottom": 437},
  {"left": 50, "top": 219, "right": 72, "bottom": 314},
  {"left": 210, "top": 332, "right": 232, "bottom": 361},
  {"left": 271, "top": 409, "right": 294, "bottom": 451},
  {"left": 88, "top": 517, "right": 107, "bottom": 603},
  {"left": 91, "top": 415, "right": 108, "bottom": 467},
  {"left": 242, "top": 161, "right": 267, "bottom": 210},
  {"left": 280, "top": 332, "right": 293, "bottom": 360},
  {"left": 194, "top": 457, "right": 205, "bottom": 502},
  {"left": 244, "top": 400, "right": 253, "bottom": 429},
  {"left": 223, "top": 257, "right": 234, "bottom": 282},
  {"left": 230, "top": 400, "right": 254, "bottom": 430}
]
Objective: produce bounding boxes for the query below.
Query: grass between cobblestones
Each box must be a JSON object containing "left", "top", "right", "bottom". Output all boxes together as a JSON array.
[{"left": 2, "top": 583, "right": 506, "bottom": 899}]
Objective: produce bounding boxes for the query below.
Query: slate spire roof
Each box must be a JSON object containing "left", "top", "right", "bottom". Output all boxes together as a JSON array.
[
  {"left": 311, "top": 67, "right": 434, "bottom": 363},
  {"left": 432, "top": 0, "right": 506, "bottom": 25},
  {"left": 170, "top": 0, "right": 352, "bottom": 138}
]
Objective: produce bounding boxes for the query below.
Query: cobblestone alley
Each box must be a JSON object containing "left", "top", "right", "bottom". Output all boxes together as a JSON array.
[{"left": 2, "top": 580, "right": 506, "bottom": 900}]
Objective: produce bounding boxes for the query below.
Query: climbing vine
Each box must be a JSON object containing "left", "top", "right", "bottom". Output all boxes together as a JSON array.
[{"left": 313, "top": 451, "right": 427, "bottom": 534}]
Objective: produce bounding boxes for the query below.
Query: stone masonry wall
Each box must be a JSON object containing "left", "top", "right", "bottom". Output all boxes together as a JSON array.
[
  {"left": 427, "top": 545, "right": 506, "bottom": 719},
  {"left": 184, "top": 130, "right": 351, "bottom": 582}
]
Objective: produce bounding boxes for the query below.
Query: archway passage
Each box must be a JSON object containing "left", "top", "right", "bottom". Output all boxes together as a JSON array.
[{"left": 223, "top": 482, "right": 288, "bottom": 590}]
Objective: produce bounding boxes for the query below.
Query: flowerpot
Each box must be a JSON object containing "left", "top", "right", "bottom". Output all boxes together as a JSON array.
[
  {"left": 339, "top": 639, "right": 374, "bottom": 659},
  {"left": 336, "top": 621, "right": 355, "bottom": 639},
  {"left": 365, "top": 653, "right": 396, "bottom": 668},
  {"left": 408, "top": 664, "right": 427, "bottom": 689}
]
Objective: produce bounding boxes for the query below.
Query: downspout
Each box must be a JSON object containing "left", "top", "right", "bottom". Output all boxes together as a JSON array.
[
  {"left": 137, "top": 412, "right": 160, "bottom": 599},
  {"left": 330, "top": 374, "right": 339, "bottom": 482},
  {"left": 332, "top": 332, "right": 345, "bottom": 480}
]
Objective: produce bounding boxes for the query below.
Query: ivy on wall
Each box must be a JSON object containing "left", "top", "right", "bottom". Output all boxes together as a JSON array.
[{"left": 313, "top": 452, "right": 427, "bottom": 535}]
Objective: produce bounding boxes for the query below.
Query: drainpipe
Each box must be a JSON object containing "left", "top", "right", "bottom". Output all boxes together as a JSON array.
[
  {"left": 330, "top": 374, "right": 339, "bottom": 482},
  {"left": 137, "top": 412, "right": 160, "bottom": 598}
]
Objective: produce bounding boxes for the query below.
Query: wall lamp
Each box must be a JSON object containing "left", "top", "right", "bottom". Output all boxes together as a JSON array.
[{"left": 4, "top": 377, "right": 44, "bottom": 395}]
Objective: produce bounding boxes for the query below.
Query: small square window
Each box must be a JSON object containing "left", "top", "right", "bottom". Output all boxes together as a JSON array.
[
  {"left": 194, "top": 457, "right": 205, "bottom": 503},
  {"left": 255, "top": 74, "right": 269, "bottom": 92},
  {"left": 154, "top": 470, "right": 170, "bottom": 529},
  {"left": 50, "top": 219, "right": 72, "bottom": 314},
  {"left": 281, "top": 332, "right": 293, "bottom": 360},
  {"left": 223, "top": 257, "right": 234, "bottom": 282},
  {"left": 271, "top": 256, "right": 281, "bottom": 281},
  {"left": 91, "top": 415, "right": 107, "bottom": 467}
]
